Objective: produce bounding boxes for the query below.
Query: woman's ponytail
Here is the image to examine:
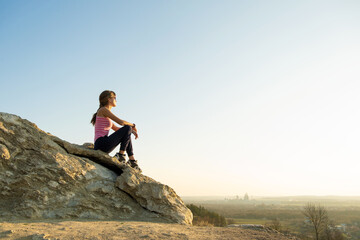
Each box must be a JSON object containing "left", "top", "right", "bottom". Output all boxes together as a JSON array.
[{"left": 90, "top": 110, "right": 98, "bottom": 126}]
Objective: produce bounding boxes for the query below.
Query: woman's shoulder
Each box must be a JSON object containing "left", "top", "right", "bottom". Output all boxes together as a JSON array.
[{"left": 96, "top": 107, "right": 110, "bottom": 118}]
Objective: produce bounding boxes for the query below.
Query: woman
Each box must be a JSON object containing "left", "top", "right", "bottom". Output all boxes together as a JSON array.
[{"left": 91, "top": 90, "right": 140, "bottom": 171}]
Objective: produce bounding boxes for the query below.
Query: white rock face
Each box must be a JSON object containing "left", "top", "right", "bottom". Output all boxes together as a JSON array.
[{"left": 0, "top": 112, "right": 192, "bottom": 225}]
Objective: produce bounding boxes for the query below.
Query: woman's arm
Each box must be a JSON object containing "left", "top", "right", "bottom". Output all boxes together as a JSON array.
[
  {"left": 99, "top": 107, "right": 138, "bottom": 139},
  {"left": 99, "top": 107, "right": 135, "bottom": 127},
  {"left": 111, "top": 124, "right": 120, "bottom": 131}
]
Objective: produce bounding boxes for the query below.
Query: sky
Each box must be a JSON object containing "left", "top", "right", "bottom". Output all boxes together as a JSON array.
[{"left": 1, "top": 0, "right": 360, "bottom": 197}]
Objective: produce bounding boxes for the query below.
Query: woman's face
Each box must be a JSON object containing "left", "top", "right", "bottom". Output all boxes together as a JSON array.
[{"left": 108, "top": 96, "right": 117, "bottom": 107}]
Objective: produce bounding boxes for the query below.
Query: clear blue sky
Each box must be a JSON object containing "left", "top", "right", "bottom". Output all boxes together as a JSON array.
[{"left": 1, "top": 0, "right": 360, "bottom": 196}]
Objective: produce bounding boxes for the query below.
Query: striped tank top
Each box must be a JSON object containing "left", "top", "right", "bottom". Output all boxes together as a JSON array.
[{"left": 94, "top": 116, "right": 113, "bottom": 142}]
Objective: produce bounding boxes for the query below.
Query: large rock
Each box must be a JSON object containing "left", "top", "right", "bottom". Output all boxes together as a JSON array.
[
  {"left": 116, "top": 168, "right": 193, "bottom": 225},
  {"left": 0, "top": 112, "right": 192, "bottom": 225}
]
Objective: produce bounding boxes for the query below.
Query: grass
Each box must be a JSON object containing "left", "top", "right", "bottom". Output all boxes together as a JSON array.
[{"left": 227, "top": 218, "right": 268, "bottom": 225}]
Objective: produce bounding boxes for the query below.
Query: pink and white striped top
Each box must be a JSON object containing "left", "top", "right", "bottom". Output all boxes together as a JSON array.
[{"left": 94, "top": 116, "right": 113, "bottom": 142}]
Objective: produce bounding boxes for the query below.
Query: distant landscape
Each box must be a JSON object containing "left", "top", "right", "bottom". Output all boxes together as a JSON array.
[{"left": 182, "top": 195, "right": 360, "bottom": 239}]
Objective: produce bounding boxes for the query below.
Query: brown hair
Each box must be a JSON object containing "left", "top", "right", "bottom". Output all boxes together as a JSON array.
[{"left": 90, "top": 90, "right": 116, "bottom": 125}]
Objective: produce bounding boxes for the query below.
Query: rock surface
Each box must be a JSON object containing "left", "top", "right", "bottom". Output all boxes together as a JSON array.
[
  {"left": 0, "top": 112, "right": 192, "bottom": 225},
  {"left": 116, "top": 168, "right": 193, "bottom": 225}
]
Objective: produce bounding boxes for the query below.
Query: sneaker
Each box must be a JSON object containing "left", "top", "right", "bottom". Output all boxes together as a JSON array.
[
  {"left": 114, "top": 153, "right": 127, "bottom": 163},
  {"left": 127, "top": 160, "right": 142, "bottom": 172}
]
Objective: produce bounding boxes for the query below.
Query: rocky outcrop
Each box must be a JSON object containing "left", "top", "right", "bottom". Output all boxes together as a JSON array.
[
  {"left": 116, "top": 168, "right": 193, "bottom": 225},
  {"left": 0, "top": 112, "right": 192, "bottom": 225}
]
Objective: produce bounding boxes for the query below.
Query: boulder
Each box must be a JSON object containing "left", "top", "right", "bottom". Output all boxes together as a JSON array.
[
  {"left": 116, "top": 167, "right": 193, "bottom": 225},
  {"left": 0, "top": 112, "right": 192, "bottom": 225}
]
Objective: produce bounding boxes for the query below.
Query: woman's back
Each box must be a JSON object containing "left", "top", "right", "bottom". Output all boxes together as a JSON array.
[{"left": 94, "top": 116, "right": 113, "bottom": 142}]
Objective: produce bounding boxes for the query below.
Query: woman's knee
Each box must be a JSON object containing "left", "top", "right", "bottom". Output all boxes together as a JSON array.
[{"left": 123, "top": 125, "right": 132, "bottom": 134}]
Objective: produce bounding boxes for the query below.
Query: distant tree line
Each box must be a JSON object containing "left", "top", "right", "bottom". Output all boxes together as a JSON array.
[{"left": 187, "top": 204, "right": 227, "bottom": 227}]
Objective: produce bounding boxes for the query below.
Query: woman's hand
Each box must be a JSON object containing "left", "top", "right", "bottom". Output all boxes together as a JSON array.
[{"left": 132, "top": 125, "right": 138, "bottom": 139}]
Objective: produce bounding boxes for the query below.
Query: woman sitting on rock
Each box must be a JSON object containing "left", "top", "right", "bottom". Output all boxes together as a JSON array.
[{"left": 91, "top": 90, "right": 140, "bottom": 171}]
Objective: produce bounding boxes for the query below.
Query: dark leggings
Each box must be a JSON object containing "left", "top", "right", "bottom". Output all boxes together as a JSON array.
[{"left": 94, "top": 125, "right": 134, "bottom": 156}]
